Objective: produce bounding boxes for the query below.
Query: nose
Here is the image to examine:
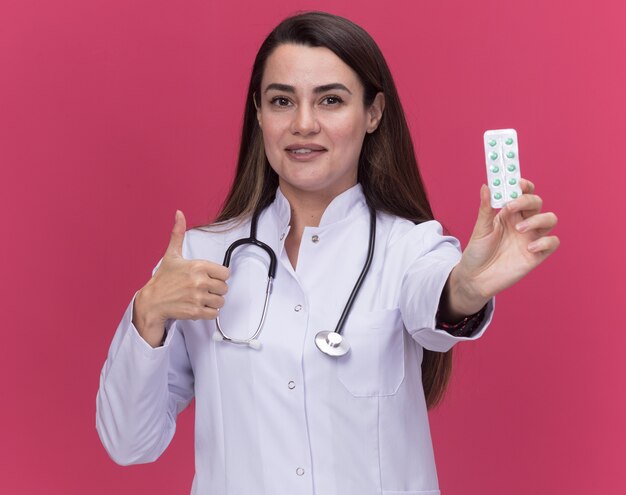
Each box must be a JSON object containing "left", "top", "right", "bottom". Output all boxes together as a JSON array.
[{"left": 290, "top": 104, "right": 320, "bottom": 135}]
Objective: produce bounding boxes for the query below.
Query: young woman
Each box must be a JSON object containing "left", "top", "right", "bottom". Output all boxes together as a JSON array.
[{"left": 96, "top": 11, "right": 559, "bottom": 495}]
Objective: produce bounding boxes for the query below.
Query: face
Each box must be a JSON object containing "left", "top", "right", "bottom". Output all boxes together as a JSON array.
[{"left": 255, "top": 43, "right": 384, "bottom": 201}]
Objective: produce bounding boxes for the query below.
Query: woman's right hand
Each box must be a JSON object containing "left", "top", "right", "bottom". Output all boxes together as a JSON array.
[{"left": 132, "top": 210, "right": 230, "bottom": 347}]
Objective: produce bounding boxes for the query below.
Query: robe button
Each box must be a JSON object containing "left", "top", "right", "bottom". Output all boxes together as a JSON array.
[
  {"left": 296, "top": 467, "right": 305, "bottom": 476},
  {"left": 288, "top": 381, "right": 296, "bottom": 390},
  {"left": 311, "top": 235, "right": 319, "bottom": 243},
  {"left": 294, "top": 304, "right": 302, "bottom": 312}
]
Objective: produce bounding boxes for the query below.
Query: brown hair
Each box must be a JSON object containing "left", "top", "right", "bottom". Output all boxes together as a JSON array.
[{"left": 215, "top": 11, "right": 453, "bottom": 408}]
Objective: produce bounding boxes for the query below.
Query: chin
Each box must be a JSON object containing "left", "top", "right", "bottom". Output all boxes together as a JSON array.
[{"left": 282, "top": 176, "right": 356, "bottom": 197}]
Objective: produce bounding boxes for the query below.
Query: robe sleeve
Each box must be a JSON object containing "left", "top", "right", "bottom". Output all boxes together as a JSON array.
[
  {"left": 96, "top": 238, "right": 194, "bottom": 465},
  {"left": 398, "top": 220, "right": 495, "bottom": 352}
]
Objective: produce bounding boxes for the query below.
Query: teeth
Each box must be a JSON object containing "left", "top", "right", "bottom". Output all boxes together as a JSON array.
[{"left": 291, "top": 149, "right": 314, "bottom": 154}]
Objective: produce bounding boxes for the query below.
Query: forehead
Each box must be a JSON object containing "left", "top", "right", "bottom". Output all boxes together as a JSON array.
[{"left": 261, "top": 44, "right": 361, "bottom": 91}]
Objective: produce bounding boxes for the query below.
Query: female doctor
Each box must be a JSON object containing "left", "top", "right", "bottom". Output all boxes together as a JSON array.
[{"left": 96, "top": 11, "right": 559, "bottom": 495}]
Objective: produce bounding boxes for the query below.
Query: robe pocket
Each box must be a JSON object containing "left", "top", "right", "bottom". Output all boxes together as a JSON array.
[{"left": 335, "top": 308, "right": 405, "bottom": 397}]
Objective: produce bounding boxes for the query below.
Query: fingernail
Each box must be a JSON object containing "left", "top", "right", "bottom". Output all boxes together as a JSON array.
[
  {"left": 516, "top": 221, "right": 529, "bottom": 232},
  {"left": 528, "top": 241, "right": 539, "bottom": 252}
]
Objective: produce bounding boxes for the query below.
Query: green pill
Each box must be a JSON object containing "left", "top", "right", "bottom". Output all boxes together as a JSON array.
[
  {"left": 505, "top": 138, "right": 514, "bottom": 145},
  {"left": 490, "top": 152, "right": 498, "bottom": 160},
  {"left": 506, "top": 151, "right": 515, "bottom": 158},
  {"left": 492, "top": 179, "right": 501, "bottom": 186},
  {"left": 508, "top": 178, "right": 517, "bottom": 185},
  {"left": 507, "top": 164, "right": 516, "bottom": 172},
  {"left": 494, "top": 192, "right": 502, "bottom": 200},
  {"left": 510, "top": 191, "right": 519, "bottom": 199},
  {"left": 488, "top": 139, "right": 497, "bottom": 147},
  {"left": 491, "top": 165, "right": 500, "bottom": 173}
]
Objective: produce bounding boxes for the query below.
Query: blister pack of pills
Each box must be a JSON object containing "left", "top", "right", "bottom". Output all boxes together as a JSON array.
[{"left": 483, "top": 129, "right": 522, "bottom": 208}]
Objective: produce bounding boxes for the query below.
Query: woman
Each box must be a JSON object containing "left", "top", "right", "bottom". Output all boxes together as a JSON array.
[{"left": 96, "top": 11, "right": 559, "bottom": 494}]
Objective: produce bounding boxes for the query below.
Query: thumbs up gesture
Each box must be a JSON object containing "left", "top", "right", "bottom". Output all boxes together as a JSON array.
[{"left": 132, "top": 211, "right": 230, "bottom": 347}]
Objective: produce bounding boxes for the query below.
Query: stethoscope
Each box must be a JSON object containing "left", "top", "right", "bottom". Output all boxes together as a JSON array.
[{"left": 213, "top": 204, "right": 376, "bottom": 357}]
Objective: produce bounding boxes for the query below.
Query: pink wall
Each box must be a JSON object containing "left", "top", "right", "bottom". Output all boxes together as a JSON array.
[{"left": 1, "top": 0, "right": 624, "bottom": 493}]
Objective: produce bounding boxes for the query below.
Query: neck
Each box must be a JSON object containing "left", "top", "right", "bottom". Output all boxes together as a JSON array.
[{"left": 280, "top": 182, "right": 355, "bottom": 229}]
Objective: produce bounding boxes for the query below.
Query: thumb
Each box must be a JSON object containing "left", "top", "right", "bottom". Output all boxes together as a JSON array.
[
  {"left": 165, "top": 210, "right": 186, "bottom": 257},
  {"left": 471, "top": 184, "right": 497, "bottom": 238}
]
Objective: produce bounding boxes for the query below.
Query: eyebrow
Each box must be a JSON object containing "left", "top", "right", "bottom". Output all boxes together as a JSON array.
[{"left": 263, "top": 83, "right": 352, "bottom": 95}]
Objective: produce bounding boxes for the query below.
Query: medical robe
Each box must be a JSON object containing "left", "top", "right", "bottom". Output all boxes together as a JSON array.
[{"left": 96, "top": 184, "right": 495, "bottom": 494}]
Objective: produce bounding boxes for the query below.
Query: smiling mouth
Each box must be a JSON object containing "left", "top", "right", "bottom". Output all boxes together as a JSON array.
[
  {"left": 288, "top": 149, "right": 324, "bottom": 155},
  {"left": 285, "top": 142, "right": 327, "bottom": 153},
  {"left": 286, "top": 148, "right": 326, "bottom": 156}
]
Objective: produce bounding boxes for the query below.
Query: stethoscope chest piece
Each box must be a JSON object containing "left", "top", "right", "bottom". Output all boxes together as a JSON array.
[{"left": 315, "top": 331, "right": 350, "bottom": 357}]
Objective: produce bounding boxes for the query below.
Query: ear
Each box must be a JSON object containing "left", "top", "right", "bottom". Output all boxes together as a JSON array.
[
  {"left": 366, "top": 92, "right": 385, "bottom": 133},
  {"left": 253, "top": 92, "right": 262, "bottom": 128}
]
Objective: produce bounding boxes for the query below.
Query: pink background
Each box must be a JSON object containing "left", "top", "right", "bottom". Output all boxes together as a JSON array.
[{"left": 1, "top": 0, "right": 624, "bottom": 493}]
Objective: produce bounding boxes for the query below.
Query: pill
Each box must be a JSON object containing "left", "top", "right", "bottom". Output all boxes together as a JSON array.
[{"left": 483, "top": 129, "right": 522, "bottom": 208}]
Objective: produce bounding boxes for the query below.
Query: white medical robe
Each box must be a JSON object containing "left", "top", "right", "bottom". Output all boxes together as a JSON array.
[{"left": 96, "top": 183, "right": 495, "bottom": 494}]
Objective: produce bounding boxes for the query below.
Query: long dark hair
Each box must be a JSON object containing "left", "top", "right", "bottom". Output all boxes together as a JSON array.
[{"left": 215, "top": 11, "right": 453, "bottom": 408}]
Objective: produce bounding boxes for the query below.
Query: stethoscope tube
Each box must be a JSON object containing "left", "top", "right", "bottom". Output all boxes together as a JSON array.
[
  {"left": 330, "top": 205, "right": 376, "bottom": 336},
  {"left": 222, "top": 237, "right": 278, "bottom": 279},
  {"left": 214, "top": 209, "right": 276, "bottom": 349},
  {"left": 314, "top": 205, "right": 376, "bottom": 356}
]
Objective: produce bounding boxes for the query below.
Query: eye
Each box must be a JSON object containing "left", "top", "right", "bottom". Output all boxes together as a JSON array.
[
  {"left": 270, "top": 96, "right": 292, "bottom": 107},
  {"left": 321, "top": 95, "right": 343, "bottom": 105}
]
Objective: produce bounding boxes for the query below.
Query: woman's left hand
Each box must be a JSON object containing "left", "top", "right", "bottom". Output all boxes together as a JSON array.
[{"left": 449, "top": 178, "right": 560, "bottom": 314}]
